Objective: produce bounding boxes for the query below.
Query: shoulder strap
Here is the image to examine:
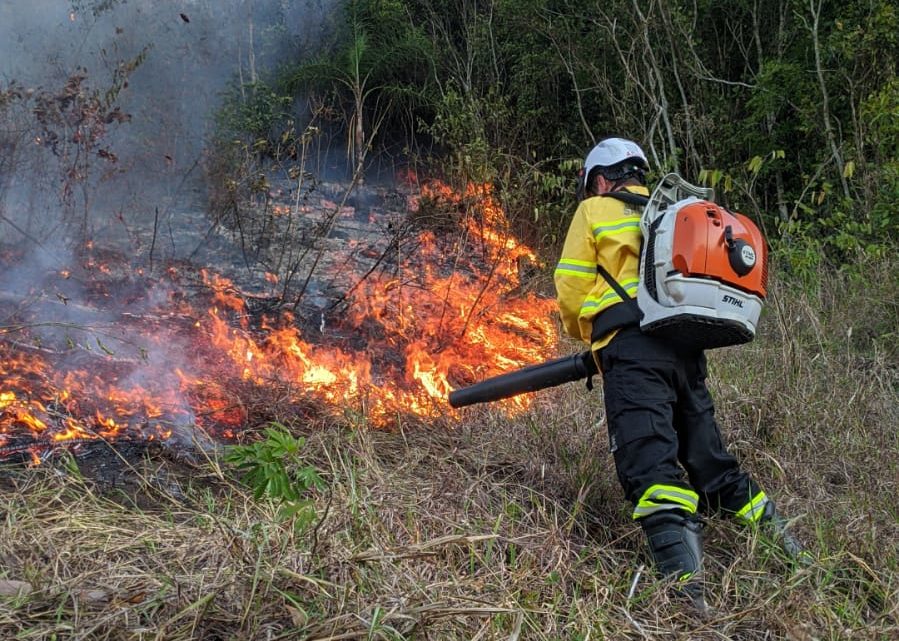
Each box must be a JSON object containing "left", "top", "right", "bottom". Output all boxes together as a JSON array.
[
  {"left": 599, "top": 191, "right": 650, "bottom": 207},
  {"left": 594, "top": 190, "right": 645, "bottom": 318},
  {"left": 596, "top": 264, "right": 641, "bottom": 314},
  {"left": 590, "top": 263, "right": 643, "bottom": 343}
]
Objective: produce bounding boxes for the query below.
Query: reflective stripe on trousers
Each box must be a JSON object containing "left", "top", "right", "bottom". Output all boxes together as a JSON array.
[
  {"left": 633, "top": 483, "right": 700, "bottom": 519},
  {"left": 736, "top": 490, "right": 770, "bottom": 523}
]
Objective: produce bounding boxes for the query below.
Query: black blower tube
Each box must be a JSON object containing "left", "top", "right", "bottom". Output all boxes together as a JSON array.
[{"left": 448, "top": 350, "right": 598, "bottom": 408}]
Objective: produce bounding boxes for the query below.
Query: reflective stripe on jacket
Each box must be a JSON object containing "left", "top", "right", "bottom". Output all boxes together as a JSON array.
[{"left": 554, "top": 185, "right": 649, "bottom": 350}]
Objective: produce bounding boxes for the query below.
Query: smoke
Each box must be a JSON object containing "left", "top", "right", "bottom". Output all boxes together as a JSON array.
[{"left": 0, "top": 0, "right": 335, "bottom": 255}]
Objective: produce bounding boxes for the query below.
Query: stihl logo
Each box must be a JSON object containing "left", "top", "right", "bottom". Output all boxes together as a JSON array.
[{"left": 722, "top": 295, "right": 744, "bottom": 308}]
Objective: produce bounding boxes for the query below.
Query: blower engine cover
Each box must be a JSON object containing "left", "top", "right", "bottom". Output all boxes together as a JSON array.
[{"left": 637, "top": 192, "right": 768, "bottom": 350}]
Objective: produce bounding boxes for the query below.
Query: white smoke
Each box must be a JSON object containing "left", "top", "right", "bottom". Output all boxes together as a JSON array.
[{"left": 0, "top": 0, "right": 335, "bottom": 253}]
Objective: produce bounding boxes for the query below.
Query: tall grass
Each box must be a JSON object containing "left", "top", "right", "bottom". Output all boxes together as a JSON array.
[{"left": 1, "top": 256, "right": 896, "bottom": 640}]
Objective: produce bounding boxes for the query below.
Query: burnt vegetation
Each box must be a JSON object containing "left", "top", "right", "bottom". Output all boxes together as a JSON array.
[{"left": 0, "top": 0, "right": 897, "bottom": 639}]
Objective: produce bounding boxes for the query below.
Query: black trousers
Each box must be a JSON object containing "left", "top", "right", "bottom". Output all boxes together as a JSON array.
[{"left": 598, "top": 326, "right": 762, "bottom": 517}]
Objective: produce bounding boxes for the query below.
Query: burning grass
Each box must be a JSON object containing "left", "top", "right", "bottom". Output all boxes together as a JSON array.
[
  {"left": 0, "top": 179, "right": 557, "bottom": 461},
  {"left": 1, "top": 255, "right": 897, "bottom": 639}
]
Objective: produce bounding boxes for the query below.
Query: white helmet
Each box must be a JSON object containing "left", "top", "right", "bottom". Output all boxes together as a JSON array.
[{"left": 583, "top": 137, "right": 649, "bottom": 189}]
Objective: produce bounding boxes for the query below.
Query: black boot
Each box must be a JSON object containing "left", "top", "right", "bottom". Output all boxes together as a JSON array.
[
  {"left": 641, "top": 510, "right": 708, "bottom": 612},
  {"left": 759, "top": 501, "right": 811, "bottom": 564}
]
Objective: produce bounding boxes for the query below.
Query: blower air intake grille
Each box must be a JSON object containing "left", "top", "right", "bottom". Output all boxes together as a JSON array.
[{"left": 642, "top": 315, "right": 754, "bottom": 350}]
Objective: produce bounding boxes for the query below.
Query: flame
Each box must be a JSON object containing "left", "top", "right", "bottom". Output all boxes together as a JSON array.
[{"left": 0, "top": 179, "right": 558, "bottom": 458}]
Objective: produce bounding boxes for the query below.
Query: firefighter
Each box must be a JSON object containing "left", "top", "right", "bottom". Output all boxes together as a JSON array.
[{"left": 554, "top": 137, "right": 805, "bottom": 609}]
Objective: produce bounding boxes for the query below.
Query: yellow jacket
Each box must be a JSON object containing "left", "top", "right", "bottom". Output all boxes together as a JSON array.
[{"left": 554, "top": 185, "right": 649, "bottom": 350}]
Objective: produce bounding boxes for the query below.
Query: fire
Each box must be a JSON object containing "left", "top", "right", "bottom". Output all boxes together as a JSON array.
[{"left": 0, "top": 179, "right": 558, "bottom": 459}]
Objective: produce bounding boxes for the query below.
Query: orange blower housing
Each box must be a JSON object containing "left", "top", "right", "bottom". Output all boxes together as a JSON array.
[{"left": 669, "top": 202, "right": 768, "bottom": 298}]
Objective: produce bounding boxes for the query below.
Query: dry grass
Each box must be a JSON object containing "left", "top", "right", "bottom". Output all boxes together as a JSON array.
[{"left": 1, "top": 258, "right": 897, "bottom": 640}]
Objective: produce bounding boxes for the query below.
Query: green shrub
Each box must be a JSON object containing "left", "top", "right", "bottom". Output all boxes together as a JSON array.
[{"left": 225, "top": 422, "right": 325, "bottom": 530}]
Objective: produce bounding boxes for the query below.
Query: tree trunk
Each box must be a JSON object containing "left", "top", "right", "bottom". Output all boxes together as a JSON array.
[
  {"left": 354, "top": 90, "right": 365, "bottom": 184},
  {"left": 808, "top": 0, "right": 850, "bottom": 200}
]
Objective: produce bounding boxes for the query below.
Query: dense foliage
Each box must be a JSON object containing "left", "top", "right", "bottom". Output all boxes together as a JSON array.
[{"left": 236, "top": 0, "right": 897, "bottom": 263}]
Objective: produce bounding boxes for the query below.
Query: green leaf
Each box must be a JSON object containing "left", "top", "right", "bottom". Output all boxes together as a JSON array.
[{"left": 748, "top": 155, "right": 764, "bottom": 175}]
